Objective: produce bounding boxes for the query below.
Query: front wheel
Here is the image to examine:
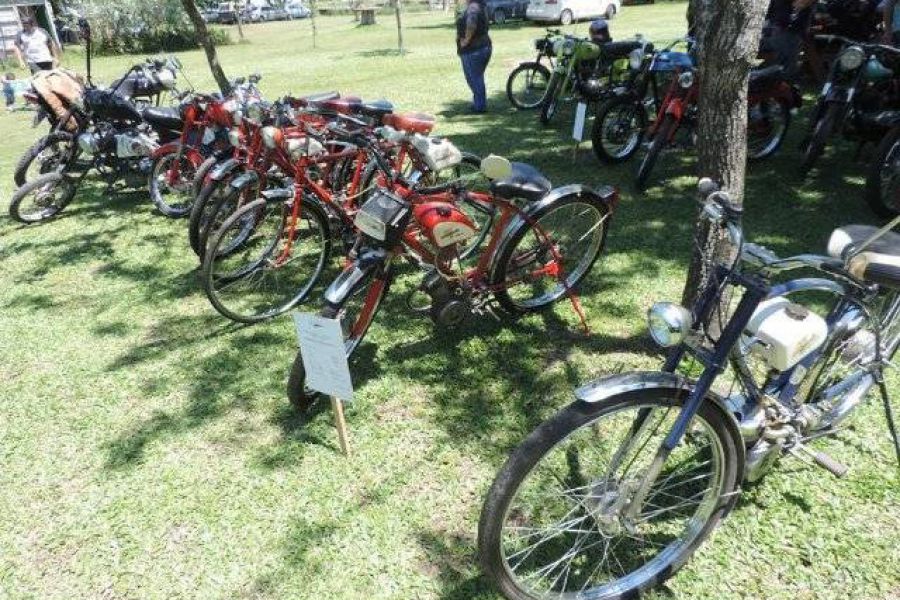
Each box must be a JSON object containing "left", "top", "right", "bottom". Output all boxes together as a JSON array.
[
  {"left": 507, "top": 62, "right": 552, "bottom": 110},
  {"left": 13, "top": 131, "right": 76, "bottom": 187},
  {"left": 491, "top": 190, "right": 610, "bottom": 314},
  {"left": 747, "top": 96, "right": 790, "bottom": 161},
  {"left": 635, "top": 114, "right": 676, "bottom": 192},
  {"left": 9, "top": 171, "right": 78, "bottom": 224},
  {"left": 865, "top": 125, "right": 900, "bottom": 218},
  {"left": 287, "top": 265, "right": 391, "bottom": 412},
  {"left": 799, "top": 102, "right": 840, "bottom": 177},
  {"left": 591, "top": 96, "right": 647, "bottom": 164},
  {"left": 478, "top": 388, "right": 740, "bottom": 600},
  {"left": 149, "top": 146, "right": 200, "bottom": 218},
  {"left": 539, "top": 74, "right": 563, "bottom": 126}
]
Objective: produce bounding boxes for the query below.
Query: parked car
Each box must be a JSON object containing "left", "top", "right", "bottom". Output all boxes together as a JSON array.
[
  {"left": 262, "top": 5, "right": 291, "bottom": 20},
  {"left": 484, "top": 0, "right": 529, "bottom": 24},
  {"left": 287, "top": 1, "right": 311, "bottom": 18},
  {"left": 201, "top": 8, "right": 220, "bottom": 22},
  {"left": 217, "top": 2, "right": 239, "bottom": 23},
  {"left": 243, "top": 5, "right": 264, "bottom": 21},
  {"left": 526, "top": 0, "right": 621, "bottom": 25}
]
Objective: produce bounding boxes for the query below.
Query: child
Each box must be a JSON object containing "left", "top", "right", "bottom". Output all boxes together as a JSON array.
[{"left": 2, "top": 73, "right": 15, "bottom": 110}]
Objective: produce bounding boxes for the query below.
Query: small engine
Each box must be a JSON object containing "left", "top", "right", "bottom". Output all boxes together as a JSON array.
[
  {"left": 413, "top": 202, "right": 478, "bottom": 255},
  {"left": 77, "top": 128, "right": 158, "bottom": 158},
  {"left": 418, "top": 269, "right": 471, "bottom": 328},
  {"left": 743, "top": 298, "right": 828, "bottom": 372}
]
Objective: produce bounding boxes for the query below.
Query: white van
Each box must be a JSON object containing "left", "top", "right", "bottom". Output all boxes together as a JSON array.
[{"left": 526, "top": 0, "right": 621, "bottom": 25}]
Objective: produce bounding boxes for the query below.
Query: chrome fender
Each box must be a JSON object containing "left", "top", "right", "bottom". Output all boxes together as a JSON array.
[
  {"left": 229, "top": 169, "right": 259, "bottom": 191},
  {"left": 575, "top": 370, "right": 746, "bottom": 490},
  {"left": 209, "top": 158, "right": 242, "bottom": 181},
  {"left": 323, "top": 248, "right": 389, "bottom": 306}
]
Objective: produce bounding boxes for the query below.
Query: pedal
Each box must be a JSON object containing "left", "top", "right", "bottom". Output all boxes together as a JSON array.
[{"left": 791, "top": 445, "right": 849, "bottom": 478}]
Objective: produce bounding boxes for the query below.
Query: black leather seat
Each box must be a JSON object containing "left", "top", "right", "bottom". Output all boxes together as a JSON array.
[
  {"left": 360, "top": 99, "right": 394, "bottom": 121},
  {"left": 600, "top": 40, "right": 642, "bottom": 59},
  {"left": 490, "top": 162, "right": 552, "bottom": 202},
  {"left": 828, "top": 224, "right": 900, "bottom": 289},
  {"left": 749, "top": 64, "right": 785, "bottom": 87},
  {"left": 142, "top": 106, "right": 183, "bottom": 130}
]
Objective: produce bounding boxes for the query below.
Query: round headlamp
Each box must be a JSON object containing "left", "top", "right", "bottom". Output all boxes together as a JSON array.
[
  {"left": 838, "top": 46, "right": 865, "bottom": 71},
  {"left": 628, "top": 48, "right": 644, "bottom": 71},
  {"left": 648, "top": 302, "right": 693, "bottom": 347},
  {"left": 678, "top": 71, "right": 695, "bottom": 89},
  {"left": 562, "top": 38, "right": 576, "bottom": 55}
]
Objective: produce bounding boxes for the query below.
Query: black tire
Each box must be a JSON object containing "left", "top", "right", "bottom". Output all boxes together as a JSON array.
[
  {"left": 478, "top": 388, "right": 741, "bottom": 600},
  {"left": 13, "top": 132, "right": 75, "bottom": 187},
  {"left": 192, "top": 155, "right": 219, "bottom": 200},
  {"left": 591, "top": 96, "right": 647, "bottom": 164},
  {"left": 9, "top": 172, "right": 78, "bottom": 224},
  {"left": 746, "top": 97, "right": 791, "bottom": 162},
  {"left": 287, "top": 266, "right": 391, "bottom": 412},
  {"left": 865, "top": 125, "right": 900, "bottom": 218},
  {"left": 506, "top": 62, "right": 553, "bottom": 110},
  {"left": 799, "top": 102, "right": 840, "bottom": 177},
  {"left": 148, "top": 146, "right": 199, "bottom": 218},
  {"left": 491, "top": 191, "right": 609, "bottom": 314},
  {"left": 493, "top": 8, "right": 507, "bottom": 24},
  {"left": 202, "top": 196, "right": 331, "bottom": 323},
  {"left": 189, "top": 171, "right": 250, "bottom": 259},
  {"left": 559, "top": 8, "right": 573, "bottom": 25},
  {"left": 636, "top": 113, "right": 676, "bottom": 192},
  {"left": 539, "top": 74, "right": 563, "bottom": 126}
]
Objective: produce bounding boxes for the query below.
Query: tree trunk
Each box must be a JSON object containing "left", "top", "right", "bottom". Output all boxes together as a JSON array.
[
  {"left": 236, "top": 8, "right": 245, "bottom": 40},
  {"left": 310, "top": 0, "right": 318, "bottom": 48},
  {"left": 395, "top": 0, "right": 404, "bottom": 53},
  {"left": 681, "top": 0, "right": 767, "bottom": 306},
  {"left": 181, "top": 0, "right": 232, "bottom": 95}
]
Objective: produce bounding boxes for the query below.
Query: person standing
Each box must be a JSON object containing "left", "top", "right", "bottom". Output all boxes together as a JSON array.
[
  {"left": 13, "top": 16, "right": 60, "bottom": 74},
  {"left": 3, "top": 73, "right": 16, "bottom": 110},
  {"left": 761, "top": 0, "right": 815, "bottom": 78},
  {"left": 456, "top": 0, "right": 491, "bottom": 114}
]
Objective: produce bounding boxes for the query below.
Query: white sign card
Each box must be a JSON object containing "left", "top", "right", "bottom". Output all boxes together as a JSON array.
[
  {"left": 293, "top": 312, "right": 354, "bottom": 401},
  {"left": 572, "top": 102, "right": 588, "bottom": 142}
]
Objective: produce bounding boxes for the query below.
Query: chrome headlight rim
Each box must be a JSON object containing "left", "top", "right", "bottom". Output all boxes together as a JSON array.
[
  {"left": 261, "top": 125, "right": 280, "bottom": 150},
  {"left": 838, "top": 45, "right": 865, "bottom": 72},
  {"left": 628, "top": 48, "right": 644, "bottom": 71},
  {"left": 647, "top": 302, "right": 693, "bottom": 348},
  {"left": 678, "top": 70, "right": 695, "bottom": 89}
]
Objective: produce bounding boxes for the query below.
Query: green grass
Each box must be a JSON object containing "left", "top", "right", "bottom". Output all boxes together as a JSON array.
[{"left": 1, "top": 5, "right": 899, "bottom": 599}]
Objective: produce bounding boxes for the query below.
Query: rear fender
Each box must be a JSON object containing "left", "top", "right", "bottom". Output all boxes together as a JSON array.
[
  {"left": 664, "top": 97, "right": 685, "bottom": 121},
  {"left": 229, "top": 169, "right": 259, "bottom": 191},
  {"left": 575, "top": 370, "right": 745, "bottom": 491}
]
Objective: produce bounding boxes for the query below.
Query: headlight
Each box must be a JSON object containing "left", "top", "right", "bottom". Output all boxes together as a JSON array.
[
  {"left": 838, "top": 46, "right": 865, "bottom": 71},
  {"left": 228, "top": 128, "right": 241, "bottom": 147},
  {"left": 628, "top": 48, "right": 644, "bottom": 71},
  {"left": 562, "top": 38, "right": 575, "bottom": 55},
  {"left": 157, "top": 69, "right": 176, "bottom": 89},
  {"left": 261, "top": 126, "right": 282, "bottom": 149},
  {"left": 678, "top": 71, "right": 695, "bottom": 89},
  {"left": 647, "top": 302, "right": 693, "bottom": 347}
]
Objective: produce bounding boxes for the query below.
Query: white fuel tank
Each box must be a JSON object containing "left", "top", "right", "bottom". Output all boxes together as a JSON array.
[{"left": 743, "top": 298, "right": 828, "bottom": 372}]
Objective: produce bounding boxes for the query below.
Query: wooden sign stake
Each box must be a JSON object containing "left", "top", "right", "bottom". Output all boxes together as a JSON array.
[{"left": 330, "top": 396, "right": 351, "bottom": 456}]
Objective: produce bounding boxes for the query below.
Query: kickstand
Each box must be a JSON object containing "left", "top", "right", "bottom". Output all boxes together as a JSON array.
[{"left": 875, "top": 373, "right": 900, "bottom": 467}]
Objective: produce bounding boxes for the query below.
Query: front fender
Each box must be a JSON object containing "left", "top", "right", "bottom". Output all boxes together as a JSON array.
[
  {"left": 323, "top": 248, "right": 389, "bottom": 306},
  {"left": 229, "top": 169, "right": 260, "bottom": 191},
  {"left": 151, "top": 141, "right": 204, "bottom": 164},
  {"left": 210, "top": 158, "right": 242, "bottom": 181},
  {"left": 664, "top": 97, "right": 684, "bottom": 120},
  {"left": 574, "top": 370, "right": 745, "bottom": 486}
]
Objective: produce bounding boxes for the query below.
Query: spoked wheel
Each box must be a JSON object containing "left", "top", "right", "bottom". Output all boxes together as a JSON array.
[
  {"left": 287, "top": 264, "right": 390, "bottom": 412},
  {"left": 479, "top": 389, "right": 740, "bottom": 600},
  {"left": 491, "top": 192, "right": 609, "bottom": 314},
  {"left": 507, "top": 62, "right": 552, "bottom": 110},
  {"left": 13, "top": 132, "right": 75, "bottom": 187},
  {"left": 591, "top": 97, "right": 647, "bottom": 164},
  {"left": 189, "top": 173, "right": 257, "bottom": 259},
  {"left": 149, "top": 148, "right": 200, "bottom": 218},
  {"left": 202, "top": 196, "right": 331, "bottom": 323},
  {"left": 747, "top": 97, "right": 790, "bottom": 161},
  {"left": 9, "top": 172, "right": 78, "bottom": 224},
  {"left": 865, "top": 125, "right": 900, "bottom": 218}
]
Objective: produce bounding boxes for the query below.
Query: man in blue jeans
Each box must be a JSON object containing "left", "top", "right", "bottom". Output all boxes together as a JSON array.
[{"left": 457, "top": 0, "right": 492, "bottom": 113}]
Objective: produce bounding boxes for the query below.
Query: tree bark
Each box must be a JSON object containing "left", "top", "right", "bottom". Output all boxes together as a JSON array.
[
  {"left": 681, "top": 0, "right": 767, "bottom": 306},
  {"left": 310, "top": 0, "right": 318, "bottom": 48},
  {"left": 181, "top": 0, "right": 232, "bottom": 94},
  {"left": 395, "top": 0, "right": 404, "bottom": 54}
]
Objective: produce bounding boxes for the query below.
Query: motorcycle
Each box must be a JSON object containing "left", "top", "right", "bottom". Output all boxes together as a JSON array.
[
  {"left": 505, "top": 28, "right": 559, "bottom": 110},
  {"left": 478, "top": 178, "right": 900, "bottom": 599},
  {"left": 8, "top": 20, "right": 184, "bottom": 224},
  {"left": 636, "top": 46, "right": 800, "bottom": 190},
  {"left": 800, "top": 35, "right": 900, "bottom": 176}
]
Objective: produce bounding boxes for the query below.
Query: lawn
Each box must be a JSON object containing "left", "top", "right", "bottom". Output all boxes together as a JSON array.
[{"left": 1, "top": 4, "right": 899, "bottom": 599}]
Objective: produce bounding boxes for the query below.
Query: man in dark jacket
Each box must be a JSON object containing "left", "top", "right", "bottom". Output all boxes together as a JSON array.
[
  {"left": 761, "top": 0, "right": 816, "bottom": 77},
  {"left": 456, "top": 0, "right": 492, "bottom": 113}
]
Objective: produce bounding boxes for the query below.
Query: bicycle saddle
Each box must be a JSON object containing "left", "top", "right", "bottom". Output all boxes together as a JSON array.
[
  {"left": 828, "top": 224, "right": 900, "bottom": 289},
  {"left": 490, "top": 162, "right": 552, "bottom": 202}
]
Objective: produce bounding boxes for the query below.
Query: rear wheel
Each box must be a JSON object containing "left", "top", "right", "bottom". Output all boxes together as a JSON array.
[
  {"left": 479, "top": 389, "right": 740, "bottom": 600},
  {"left": 591, "top": 96, "right": 647, "bottom": 164},
  {"left": 507, "top": 62, "right": 552, "bottom": 110},
  {"left": 9, "top": 172, "right": 78, "bottom": 224},
  {"left": 192, "top": 155, "right": 219, "bottom": 200},
  {"left": 491, "top": 191, "right": 609, "bottom": 314},
  {"left": 865, "top": 125, "right": 900, "bottom": 218},
  {"left": 287, "top": 265, "right": 390, "bottom": 412},
  {"left": 149, "top": 146, "right": 199, "bottom": 218},
  {"left": 746, "top": 97, "right": 790, "bottom": 161},
  {"left": 635, "top": 114, "right": 675, "bottom": 192},
  {"left": 202, "top": 196, "right": 331, "bottom": 323}
]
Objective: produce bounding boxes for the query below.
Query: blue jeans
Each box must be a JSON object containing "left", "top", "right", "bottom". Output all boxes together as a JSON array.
[{"left": 460, "top": 44, "right": 492, "bottom": 112}]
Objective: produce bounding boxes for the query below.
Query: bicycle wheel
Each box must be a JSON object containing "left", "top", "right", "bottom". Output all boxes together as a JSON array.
[
  {"left": 13, "top": 131, "right": 75, "bottom": 187},
  {"left": 635, "top": 114, "right": 675, "bottom": 192},
  {"left": 189, "top": 173, "right": 237, "bottom": 257},
  {"left": 195, "top": 174, "right": 261, "bottom": 260},
  {"left": 191, "top": 155, "right": 219, "bottom": 201},
  {"left": 479, "top": 388, "right": 740, "bottom": 600},
  {"left": 149, "top": 146, "right": 199, "bottom": 218},
  {"left": 591, "top": 96, "right": 647, "bottom": 164},
  {"left": 287, "top": 265, "right": 391, "bottom": 412},
  {"left": 507, "top": 62, "right": 552, "bottom": 110},
  {"left": 9, "top": 172, "right": 78, "bottom": 224},
  {"left": 491, "top": 192, "right": 610, "bottom": 314},
  {"left": 746, "top": 97, "right": 790, "bottom": 162},
  {"left": 202, "top": 196, "right": 331, "bottom": 323}
]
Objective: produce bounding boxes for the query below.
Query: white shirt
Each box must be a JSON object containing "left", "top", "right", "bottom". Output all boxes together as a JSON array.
[{"left": 17, "top": 28, "right": 53, "bottom": 64}]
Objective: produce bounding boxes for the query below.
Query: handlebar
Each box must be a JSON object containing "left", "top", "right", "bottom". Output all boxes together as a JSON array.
[{"left": 814, "top": 34, "right": 900, "bottom": 56}]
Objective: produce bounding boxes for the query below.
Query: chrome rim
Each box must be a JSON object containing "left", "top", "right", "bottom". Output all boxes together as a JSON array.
[
  {"left": 747, "top": 98, "right": 787, "bottom": 159},
  {"left": 601, "top": 104, "right": 643, "bottom": 159},
  {"left": 513, "top": 67, "right": 551, "bottom": 108}
]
